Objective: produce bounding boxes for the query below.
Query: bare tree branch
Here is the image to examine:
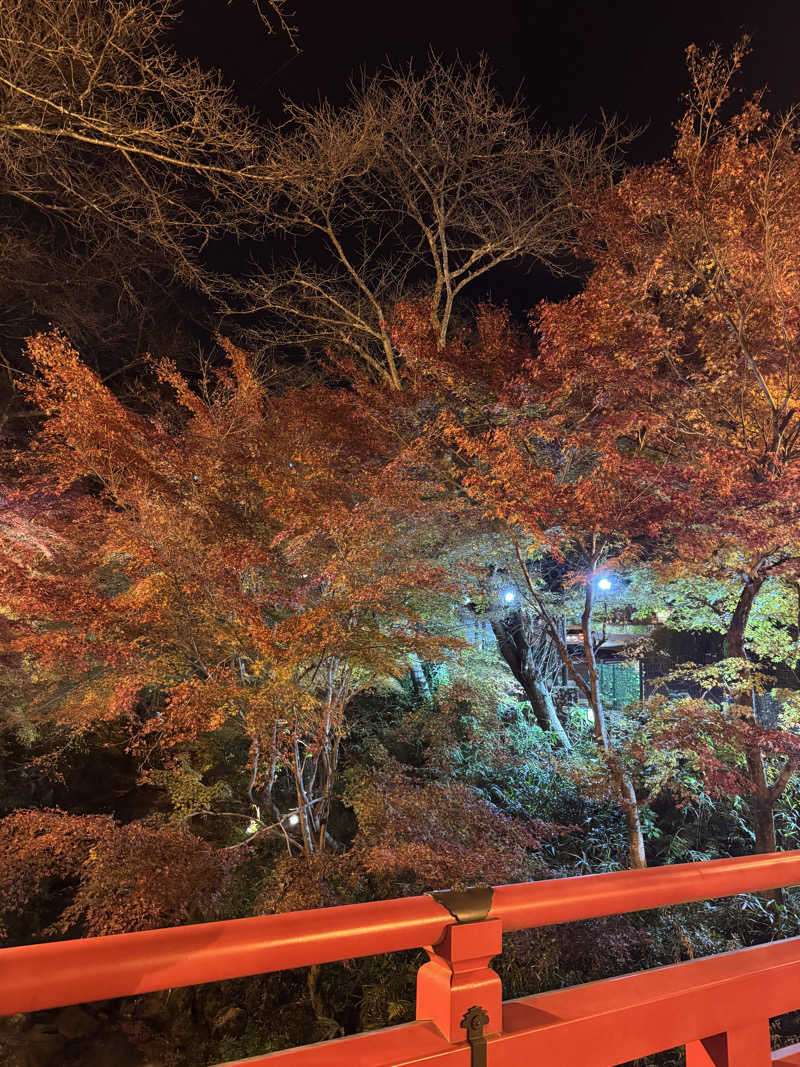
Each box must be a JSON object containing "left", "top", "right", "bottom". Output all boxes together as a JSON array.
[
  {"left": 239, "top": 55, "right": 627, "bottom": 385},
  {"left": 0, "top": 0, "right": 278, "bottom": 376}
]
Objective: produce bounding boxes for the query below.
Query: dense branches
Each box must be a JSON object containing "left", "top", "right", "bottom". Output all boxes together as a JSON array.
[
  {"left": 245, "top": 56, "right": 624, "bottom": 386},
  {"left": 2, "top": 330, "right": 457, "bottom": 859},
  {"left": 0, "top": 0, "right": 276, "bottom": 369},
  {"left": 537, "top": 41, "right": 800, "bottom": 853}
]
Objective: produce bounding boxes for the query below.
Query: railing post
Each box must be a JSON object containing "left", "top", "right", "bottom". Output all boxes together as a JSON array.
[
  {"left": 416, "top": 888, "right": 502, "bottom": 1043},
  {"left": 686, "top": 1022, "right": 772, "bottom": 1066}
]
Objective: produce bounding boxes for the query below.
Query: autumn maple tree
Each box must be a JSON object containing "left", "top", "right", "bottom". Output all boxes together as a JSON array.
[
  {"left": 0, "top": 808, "right": 232, "bottom": 942},
  {"left": 453, "top": 334, "right": 682, "bottom": 869},
  {"left": 535, "top": 39, "right": 800, "bottom": 853},
  {"left": 1, "top": 330, "right": 453, "bottom": 862},
  {"left": 363, "top": 40, "right": 800, "bottom": 866},
  {"left": 345, "top": 300, "right": 688, "bottom": 868}
]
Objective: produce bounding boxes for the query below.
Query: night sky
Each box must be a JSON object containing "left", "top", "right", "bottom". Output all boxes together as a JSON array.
[
  {"left": 178, "top": 0, "right": 800, "bottom": 162},
  {"left": 173, "top": 0, "right": 800, "bottom": 308}
]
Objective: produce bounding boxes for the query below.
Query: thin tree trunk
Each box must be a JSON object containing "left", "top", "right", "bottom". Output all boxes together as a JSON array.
[
  {"left": 581, "top": 576, "right": 647, "bottom": 869},
  {"left": 527, "top": 673, "right": 566, "bottom": 740},
  {"left": 752, "top": 787, "right": 778, "bottom": 854},
  {"left": 726, "top": 572, "right": 780, "bottom": 855},
  {"left": 511, "top": 537, "right": 646, "bottom": 868},
  {"left": 307, "top": 964, "right": 341, "bottom": 1035},
  {"left": 490, "top": 612, "right": 571, "bottom": 748},
  {"left": 726, "top": 574, "right": 766, "bottom": 662},
  {"left": 408, "top": 653, "right": 432, "bottom": 701}
]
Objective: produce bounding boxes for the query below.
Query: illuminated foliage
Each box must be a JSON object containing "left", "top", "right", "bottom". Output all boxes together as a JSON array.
[
  {"left": 360, "top": 300, "right": 657, "bottom": 866},
  {"left": 2, "top": 331, "right": 455, "bottom": 858},
  {"left": 0, "top": 808, "right": 231, "bottom": 941},
  {"left": 346, "top": 762, "right": 553, "bottom": 891},
  {"left": 536, "top": 41, "right": 800, "bottom": 852}
]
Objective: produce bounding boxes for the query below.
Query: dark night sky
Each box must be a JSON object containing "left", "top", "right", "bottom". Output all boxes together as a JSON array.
[
  {"left": 173, "top": 0, "right": 800, "bottom": 308},
  {"left": 178, "top": 0, "right": 800, "bottom": 162}
]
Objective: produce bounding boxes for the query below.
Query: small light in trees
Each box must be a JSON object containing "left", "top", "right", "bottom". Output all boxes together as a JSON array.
[
  {"left": 597, "top": 577, "right": 612, "bottom": 591},
  {"left": 288, "top": 813, "right": 300, "bottom": 826},
  {"left": 503, "top": 590, "right": 515, "bottom": 603}
]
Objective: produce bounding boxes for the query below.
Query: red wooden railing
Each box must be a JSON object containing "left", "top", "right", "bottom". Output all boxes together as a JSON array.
[{"left": 4, "top": 852, "right": 800, "bottom": 1065}]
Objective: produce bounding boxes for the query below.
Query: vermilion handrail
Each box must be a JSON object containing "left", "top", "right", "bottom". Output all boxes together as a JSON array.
[
  {"left": 2, "top": 850, "right": 800, "bottom": 1018},
  {"left": 490, "top": 850, "right": 800, "bottom": 930},
  {"left": 234, "top": 936, "right": 800, "bottom": 1065},
  {"left": 0, "top": 894, "right": 450, "bottom": 1015}
]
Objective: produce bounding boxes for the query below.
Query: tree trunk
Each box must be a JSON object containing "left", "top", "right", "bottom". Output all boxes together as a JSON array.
[
  {"left": 753, "top": 794, "right": 778, "bottom": 854},
  {"left": 581, "top": 575, "right": 647, "bottom": 869},
  {"left": 307, "top": 963, "right": 342, "bottom": 1036},
  {"left": 408, "top": 653, "right": 432, "bottom": 701},
  {"left": 726, "top": 574, "right": 765, "bottom": 662},
  {"left": 490, "top": 612, "right": 571, "bottom": 748},
  {"left": 510, "top": 537, "right": 645, "bottom": 867},
  {"left": 614, "top": 760, "right": 648, "bottom": 868},
  {"left": 742, "top": 743, "right": 778, "bottom": 854},
  {"left": 726, "top": 573, "right": 779, "bottom": 855},
  {"left": 527, "top": 673, "right": 564, "bottom": 738}
]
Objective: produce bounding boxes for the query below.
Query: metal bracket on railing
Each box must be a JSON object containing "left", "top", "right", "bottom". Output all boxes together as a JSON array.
[
  {"left": 461, "top": 1005, "right": 489, "bottom": 1067},
  {"left": 430, "top": 886, "right": 493, "bottom": 924},
  {"left": 418, "top": 886, "right": 501, "bottom": 1043}
]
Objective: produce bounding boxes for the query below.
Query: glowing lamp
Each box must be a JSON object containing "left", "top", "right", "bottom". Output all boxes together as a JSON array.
[
  {"left": 288, "top": 813, "right": 300, "bottom": 826},
  {"left": 503, "top": 590, "right": 515, "bottom": 603},
  {"left": 597, "top": 578, "right": 612, "bottom": 591}
]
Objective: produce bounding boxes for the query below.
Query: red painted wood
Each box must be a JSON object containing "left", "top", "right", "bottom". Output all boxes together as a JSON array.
[
  {"left": 5, "top": 851, "right": 800, "bottom": 1066},
  {"left": 491, "top": 851, "right": 800, "bottom": 932},
  {"left": 486, "top": 936, "right": 800, "bottom": 1066},
  {"left": 225, "top": 935, "right": 800, "bottom": 1064},
  {"left": 5, "top": 850, "right": 800, "bottom": 1018},
  {"left": 214, "top": 1020, "right": 468, "bottom": 1066},
  {"left": 0, "top": 895, "right": 452, "bottom": 1015},
  {"left": 687, "top": 1033, "right": 729, "bottom": 1066},
  {"left": 416, "top": 918, "right": 503, "bottom": 1041},
  {"left": 684, "top": 1024, "right": 772, "bottom": 1066}
]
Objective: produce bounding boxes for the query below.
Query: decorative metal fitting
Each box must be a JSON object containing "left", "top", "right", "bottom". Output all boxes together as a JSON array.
[
  {"left": 461, "top": 1005, "right": 489, "bottom": 1066},
  {"left": 430, "top": 886, "right": 494, "bottom": 923}
]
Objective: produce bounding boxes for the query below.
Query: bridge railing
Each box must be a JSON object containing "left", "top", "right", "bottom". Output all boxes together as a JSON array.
[{"left": 4, "top": 852, "right": 800, "bottom": 1065}]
